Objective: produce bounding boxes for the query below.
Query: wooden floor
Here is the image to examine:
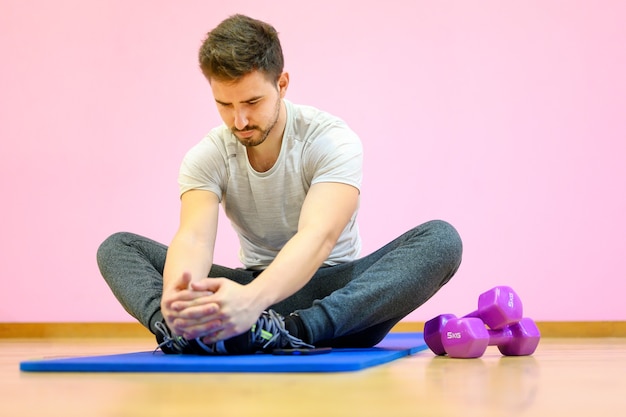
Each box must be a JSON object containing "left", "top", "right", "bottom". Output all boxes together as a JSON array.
[{"left": 3, "top": 337, "right": 626, "bottom": 417}]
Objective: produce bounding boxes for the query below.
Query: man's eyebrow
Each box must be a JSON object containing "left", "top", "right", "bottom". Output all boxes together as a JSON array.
[{"left": 215, "top": 96, "right": 264, "bottom": 105}]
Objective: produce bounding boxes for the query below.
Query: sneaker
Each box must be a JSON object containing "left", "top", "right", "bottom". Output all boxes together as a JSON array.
[
  {"left": 155, "top": 309, "right": 314, "bottom": 355},
  {"left": 199, "top": 309, "right": 315, "bottom": 354},
  {"left": 153, "top": 321, "right": 206, "bottom": 354}
]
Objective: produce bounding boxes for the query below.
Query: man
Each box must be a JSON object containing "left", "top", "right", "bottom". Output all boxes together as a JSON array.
[{"left": 97, "top": 14, "right": 462, "bottom": 354}]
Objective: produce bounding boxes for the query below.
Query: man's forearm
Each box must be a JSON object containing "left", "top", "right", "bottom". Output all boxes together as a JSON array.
[
  {"left": 163, "top": 233, "right": 214, "bottom": 290},
  {"left": 246, "top": 227, "right": 335, "bottom": 309}
]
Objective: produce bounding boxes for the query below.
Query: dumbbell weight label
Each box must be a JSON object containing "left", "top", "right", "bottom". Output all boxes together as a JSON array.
[
  {"left": 508, "top": 292, "right": 515, "bottom": 309},
  {"left": 442, "top": 317, "right": 491, "bottom": 358}
]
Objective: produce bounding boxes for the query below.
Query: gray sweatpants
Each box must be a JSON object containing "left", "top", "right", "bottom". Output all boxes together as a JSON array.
[{"left": 97, "top": 220, "right": 462, "bottom": 347}]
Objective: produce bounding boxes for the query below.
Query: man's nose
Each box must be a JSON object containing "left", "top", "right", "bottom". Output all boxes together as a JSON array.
[{"left": 234, "top": 108, "right": 249, "bottom": 130}]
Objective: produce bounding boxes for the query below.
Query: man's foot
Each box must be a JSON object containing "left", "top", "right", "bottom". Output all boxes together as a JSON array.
[
  {"left": 154, "top": 309, "right": 314, "bottom": 355},
  {"left": 154, "top": 321, "right": 208, "bottom": 354}
]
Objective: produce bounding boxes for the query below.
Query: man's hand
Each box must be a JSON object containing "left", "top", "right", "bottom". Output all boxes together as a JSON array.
[
  {"left": 178, "top": 278, "right": 266, "bottom": 344},
  {"left": 160, "top": 272, "right": 220, "bottom": 338}
]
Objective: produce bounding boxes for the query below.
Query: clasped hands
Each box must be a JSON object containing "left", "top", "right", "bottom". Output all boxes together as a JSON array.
[{"left": 161, "top": 272, "right": 263, "bottom": 345}]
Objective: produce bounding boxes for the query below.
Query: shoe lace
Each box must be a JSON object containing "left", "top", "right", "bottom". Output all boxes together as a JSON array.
[
  {"left": 251, "top": 310, "right": 315, "bottom": 351},
  {"left": 194, "top": 337, "right": 228, "bottom": 354},
  {"left": 154, "top": 321, "right": 191, "bottom": 354}
]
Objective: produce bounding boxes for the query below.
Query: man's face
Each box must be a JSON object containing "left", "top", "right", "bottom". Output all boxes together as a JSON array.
[{"left": 210, "top": 70, "right": 287, "bottom": 148}]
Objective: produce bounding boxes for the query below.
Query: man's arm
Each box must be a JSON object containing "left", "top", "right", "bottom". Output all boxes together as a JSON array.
[
  {"left": 184, "top": 181, "right": 359, "bottom": 342},
  {"left": 160, "top": 189, "right": 220, "bottom": 334},
  {"left": 250, "top": 181, "right": 359, "bottom": 306}
]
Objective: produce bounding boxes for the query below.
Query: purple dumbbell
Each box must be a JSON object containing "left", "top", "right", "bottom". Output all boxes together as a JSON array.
[
  {"left": 441, "top": 317, "right": 541, "bottom": 358},
  {"left": 424, "top": 286, "right": 523, "bottom": 355}
]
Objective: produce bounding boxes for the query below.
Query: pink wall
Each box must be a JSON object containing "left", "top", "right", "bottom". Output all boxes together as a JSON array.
[{"left": 1, "top": 0, "right": 625, "bottom": 323}]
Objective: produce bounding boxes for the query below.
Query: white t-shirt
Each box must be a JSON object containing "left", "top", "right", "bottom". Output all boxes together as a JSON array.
[{"left": 179, "top": 100, "right": 363, "bottom": 270}]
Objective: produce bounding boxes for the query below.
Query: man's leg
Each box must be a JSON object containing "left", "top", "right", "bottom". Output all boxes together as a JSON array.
[{"left": 276, "top": 220, "right": 463, "bottom": 347}]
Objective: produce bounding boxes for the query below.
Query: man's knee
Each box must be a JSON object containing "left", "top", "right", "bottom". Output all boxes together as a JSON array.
[
  {"left": 96, "top": 232, "right": 134, "bottom": 271},
  {"left": 421, "top": 220, "right": 463, "bottom": 286},
  {"left": 425, "top": 220, "right": 462, "bottom": 258}
]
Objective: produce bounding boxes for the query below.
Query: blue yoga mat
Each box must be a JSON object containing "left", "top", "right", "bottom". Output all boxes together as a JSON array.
[{"left": 19, "top": 332, "right": 426, "bottom": 373}]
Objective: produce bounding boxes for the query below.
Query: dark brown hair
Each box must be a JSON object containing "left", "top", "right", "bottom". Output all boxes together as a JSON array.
[{"left": 198, "top": 14, "right": 284, "bottom": 83}]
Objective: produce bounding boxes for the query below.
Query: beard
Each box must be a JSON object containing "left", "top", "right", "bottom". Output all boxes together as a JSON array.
[{"left": 231, "top": 97, "right": 282, "bottom": 148}]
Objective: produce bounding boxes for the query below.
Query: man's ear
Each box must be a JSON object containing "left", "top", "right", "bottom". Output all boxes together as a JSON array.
[{"left": 278, "top": 72, "right": 289, "bottom": 97}]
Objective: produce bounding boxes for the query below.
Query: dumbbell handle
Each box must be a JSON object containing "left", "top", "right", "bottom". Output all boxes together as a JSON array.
[
  {"left": 487, "top": 318, "right": 541, "bottom": 356},
  {"left": 488, "top": 326, "right": 516, "bottom": 345}
]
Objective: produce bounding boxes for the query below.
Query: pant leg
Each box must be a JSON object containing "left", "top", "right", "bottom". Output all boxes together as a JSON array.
[
  {"left": 96, "top": 232, "right": 254, "bottom": 334},
  {"left": 98, "top": 220, "right": 461, "bottom": 346},
  {"left": 292, "top": 220, "right": 463, "bottom": 347}
]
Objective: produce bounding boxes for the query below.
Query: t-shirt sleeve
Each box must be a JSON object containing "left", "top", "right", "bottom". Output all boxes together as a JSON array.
[
  {"left": 178, "top": 134, "right": 228, "bottom": 201},
  {"left": 305, "top": 122, "right": 363, "bottom": 191}
]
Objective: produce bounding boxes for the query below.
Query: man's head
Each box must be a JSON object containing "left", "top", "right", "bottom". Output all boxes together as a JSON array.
[{"left": 198, "top": 14, "right": 284, "bottom": 84}]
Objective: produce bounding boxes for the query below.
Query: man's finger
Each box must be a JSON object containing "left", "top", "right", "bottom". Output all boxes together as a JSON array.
[
  {"left": 173, "top": 271, "right": 193, "bottom": 290},
  {"left": 190, "top": 277, "right": 223, "bottom": 292},
  {"left": 176, "top": 318, "right": 224, "bottom": 340},
  {"left": 172, "top": 300, "right": 220, "bottom": 316}
]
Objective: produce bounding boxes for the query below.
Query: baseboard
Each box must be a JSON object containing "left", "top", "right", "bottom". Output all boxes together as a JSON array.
[
  {"left": 1, "top": 321, "right": 625, "bottom": 338},
  {"left": 393, "top": 321, "right": 626, "bottom": 337},
  {"left": 0, "top": 322, "right": 153, "bottom": 338}
]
